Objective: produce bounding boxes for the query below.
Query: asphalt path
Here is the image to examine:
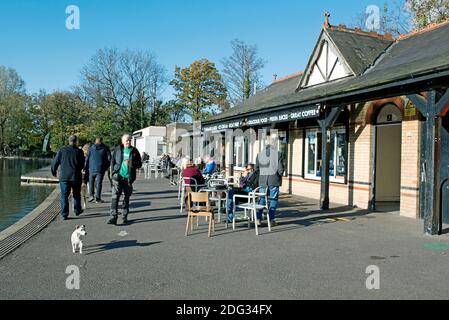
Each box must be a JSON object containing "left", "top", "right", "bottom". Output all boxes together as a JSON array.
[{"left": 1, "top": 175, "right": 449, "bottom": 300}]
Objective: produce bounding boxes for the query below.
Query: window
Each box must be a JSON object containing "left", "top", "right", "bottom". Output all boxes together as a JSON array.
[
  {"left": 157, "top": 142, "right": 165, "bottom": 156},
  {"left": 233, "top": 136, "right": 248, "bottom": 169},
  {"left": 276, "top": 131, "right": 288, "bottom": 176},
  {"left": 305, "top": 128, "right": 346, "bottom": 182}
]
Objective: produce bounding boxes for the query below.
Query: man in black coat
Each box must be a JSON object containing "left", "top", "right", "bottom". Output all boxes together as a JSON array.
[
  {"left": 108, "top": 133, "right": 142, "bottom": 225},
  {"left": 51, "top": 135, "right": 85, "bottom": 220},
  {"left": 84, "top": 136, "right": 111, "bottom": 203},
  {"left": 254, "top": 134, "right": 285, "bottom": 227}
]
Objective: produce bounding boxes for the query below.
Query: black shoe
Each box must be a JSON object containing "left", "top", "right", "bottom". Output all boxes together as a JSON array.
[
  {"left": 75, "top": 210, "right": 84, "bottom": 216},
  {"left": 95, "top": 198, "right": 105, "bottom": 203},
  {"left": 88, "top": 197, "right": 95, "bottom": 203},
  {"left": 61, "top": 216, "right": 69, "bottom": 221},
  {"left": 107, "top": 217, "right": 117, "bottom": 225}
]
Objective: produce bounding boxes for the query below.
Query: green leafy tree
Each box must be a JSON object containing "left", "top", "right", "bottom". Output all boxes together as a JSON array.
[
  {"left": 33, "top": 91, "right": 93, "bottom": 152},
  {"left": 407, "top": 0, "right": 449, "bottom": 28},
  {"left": 0, "top": 66, "right": 31, "bottom": 156},
  {"left": 170, "top": 59, "right": 228, "bottom": 121},
  {"left": 163, "top": 99, "right": 187, "bottom": 123}
]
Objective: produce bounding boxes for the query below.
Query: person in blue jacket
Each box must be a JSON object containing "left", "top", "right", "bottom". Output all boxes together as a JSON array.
[
  {"left": 84, "top": 136, "right": 111, "bottom": 203},
  {"left": 203, "top": 156, "right": 217, "bottom": 175}
]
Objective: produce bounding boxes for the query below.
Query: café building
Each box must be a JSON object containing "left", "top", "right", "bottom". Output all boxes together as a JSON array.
[{"left": 201, "top": 17, "right": 449, "bottom": 235}]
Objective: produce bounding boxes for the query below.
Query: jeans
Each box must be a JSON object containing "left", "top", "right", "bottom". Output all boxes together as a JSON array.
[
  {"left": 89, "top": 172, "right": 105, "bottom": 200},
  {"left": 60, "top": 181, "right": 82, "bottom": 218},
  {"left": 227, "top": 188, "right": 252, "bottom": 222},
  {"left": 110, "top": 176, "right": 133, "bottom": 218},
  {"left": 256, "top": 186, "right": 279, "bottom": 221}
]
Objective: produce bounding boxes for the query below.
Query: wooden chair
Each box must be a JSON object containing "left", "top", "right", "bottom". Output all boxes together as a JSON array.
[
  {"left": 180, "top": 177, "right": 207, "bottom": 214},
  {"left": 185, "top": 192, "right": 215, "bottom": 237}
]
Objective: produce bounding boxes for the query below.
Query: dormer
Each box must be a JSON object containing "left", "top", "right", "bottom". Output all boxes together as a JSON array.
[{"left": 298, "top": 13, "right": 394, "bottom": 90}]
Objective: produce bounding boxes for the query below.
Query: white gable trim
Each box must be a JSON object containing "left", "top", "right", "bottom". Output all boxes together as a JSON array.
[{"left": 298, "top": 29, "right": 354, "bottom": 90}]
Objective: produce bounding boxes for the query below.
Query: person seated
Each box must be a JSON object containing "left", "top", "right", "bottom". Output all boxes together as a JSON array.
[
  {"left": 182, "top": 160, "right": 206, "bottom": 210},
  {"left": 226, "top": 163, "right": 259, "bottom": 223},
  {"left": 203, "top": 156, "right": 217, "bottom": 176},
  {"left": 182, "top": 160, "right": 205, "bottom": 189}
]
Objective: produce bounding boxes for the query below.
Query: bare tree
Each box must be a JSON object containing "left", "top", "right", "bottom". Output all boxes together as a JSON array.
[
  {"left": 349, "top": 1, "right": 412, "bottom": 36},
  {"left": 221, "top": 39, "right": 266, "bottom": 107},
  {"left": 80, "top": 48, "right": 168, "bottom": 132}
]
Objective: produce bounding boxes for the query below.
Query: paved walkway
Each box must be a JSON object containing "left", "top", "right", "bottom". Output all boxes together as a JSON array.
[{"left": 1, "top": 174, "right": 449, "bottom": 300}]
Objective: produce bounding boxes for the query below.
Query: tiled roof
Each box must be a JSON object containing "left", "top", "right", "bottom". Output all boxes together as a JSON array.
[
  {"left": 325, "top": 27, "right": 393, "bottom": 75},
  {"left": 204, "top": 20, "right": 449, "bottom": 124}
]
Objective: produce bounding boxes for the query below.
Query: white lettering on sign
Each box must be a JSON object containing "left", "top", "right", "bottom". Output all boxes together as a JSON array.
[
  {"left": 279, "top": 114, "right": 288, "bottom": 121},
  {"left": 269, "top": 116, "right": 278, "bottom": 122}
]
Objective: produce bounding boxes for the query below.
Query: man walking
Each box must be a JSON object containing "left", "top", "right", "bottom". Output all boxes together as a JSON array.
[
  {"left": 84, "top": 137, "right": 111, "bottom": 203},
  {"left": 108, "top": 133, "right": 142, "bottom": 225},
  {"left": 255, "top": 133, "right": 285, "bottom": 227},
  {"left": 51, "top": 135, "right": 85, "bottom": 220}
]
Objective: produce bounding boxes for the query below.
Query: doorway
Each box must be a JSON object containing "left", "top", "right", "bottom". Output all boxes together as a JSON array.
[{"left": 374, "top": 104, "right": 403, "bottom": 212}]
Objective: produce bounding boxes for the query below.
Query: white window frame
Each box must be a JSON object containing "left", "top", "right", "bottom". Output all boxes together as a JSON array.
[
  {"left": 233, "top": 136, "right": 247, "bottom": 170},
  {"left": 304, "top": 127, "right": 346, "bottom": 183}
]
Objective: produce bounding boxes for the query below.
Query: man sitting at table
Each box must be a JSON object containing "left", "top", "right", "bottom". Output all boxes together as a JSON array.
[{"left": 226, "top": 163, "right": 259, "bottom": 223}]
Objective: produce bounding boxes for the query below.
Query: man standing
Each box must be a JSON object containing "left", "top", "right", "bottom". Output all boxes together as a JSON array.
[
  {"left": 51, "top": 135, "right": 85, "bottom": 220},
  {"left": 254, "top": 134, "right": 285, "bottom": 227},
  {"left": 84, "top": 137, "right": 111, "bottom": 203},
  {"left": 108, "top": 134, "right": 142, "bottom": 225}
]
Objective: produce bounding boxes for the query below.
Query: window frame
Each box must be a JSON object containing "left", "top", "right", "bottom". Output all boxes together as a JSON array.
[
  {"left": 233, "top": 135, "right": 248, "bottom": 170},
  {"left": 304, "top": 127, "right": 346, "bottom": 183}
]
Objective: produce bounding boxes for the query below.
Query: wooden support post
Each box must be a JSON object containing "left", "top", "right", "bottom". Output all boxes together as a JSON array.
[
  {"left": 408, "top": 90, "right": 448, "bottom": 235},
  {"left": 317, "top": 106, "right": 342, "bottom": 210}
]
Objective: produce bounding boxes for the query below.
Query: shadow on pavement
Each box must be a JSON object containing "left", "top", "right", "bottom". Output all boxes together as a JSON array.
[
  {"left": 126, "top": 214, "right": 185, "bottom": 225},
  {"left": 135, "top": 190, "right": 178, "bottom": 196},
  {"left": 131, "top": 206, "right": 180, "bottom": 214},
  {"left": 84, "top": 240, "right": 161, "bottom": 255}
]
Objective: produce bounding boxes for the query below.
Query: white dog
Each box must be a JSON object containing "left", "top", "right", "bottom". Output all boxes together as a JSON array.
[{"left": 71, "top": 225, "right": 87, "bottom": 254}]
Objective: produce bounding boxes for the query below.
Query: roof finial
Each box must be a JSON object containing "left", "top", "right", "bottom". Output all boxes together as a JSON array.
[
  {"left": 273, "top": 73, "right": 278, "bottom": 81},
  {"left": 324, "top": 12, "right": 331, "bottom": 28}
]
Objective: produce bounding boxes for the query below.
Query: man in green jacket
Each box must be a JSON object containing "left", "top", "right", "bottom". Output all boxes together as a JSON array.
[{"left": 108, "top": 133, "right": 142, "bottom": 225}]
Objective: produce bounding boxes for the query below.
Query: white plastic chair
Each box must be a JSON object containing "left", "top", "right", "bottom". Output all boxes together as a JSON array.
[
  {"left": 233, "top": 187, "right": 269, "bottom": 235},
  {"left": 207, "top": 178, "right": 228, "bottom": 223}
]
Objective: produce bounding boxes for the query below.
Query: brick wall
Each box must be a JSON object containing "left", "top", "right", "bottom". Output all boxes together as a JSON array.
[{"left": 399, "top": 120, "right": 420, "bottom": 218}]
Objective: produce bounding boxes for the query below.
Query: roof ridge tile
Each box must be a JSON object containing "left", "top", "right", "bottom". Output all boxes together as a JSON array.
[
  {"left": 396, "top": 18, "right": 449, "bottom": 41},
  {"left": 272, "top": 71, "right": 303, "bottom": 84}
]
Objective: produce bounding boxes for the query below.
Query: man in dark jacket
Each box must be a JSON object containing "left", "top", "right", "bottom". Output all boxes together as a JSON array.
[
  {"left": 108, "top": 133, "right": 142, "bottom": 225},
  {"left": 51, "top": 135, "right": 85, "bottom": 220},
  {"left": 84, "top": 136, "right": 111, "bottom": 203},
  {"left": 226, "top": 163, "right": 259, "bottom": 223},
  {"left": 255, "top": 135, "right": 285, "bottom": 227}
]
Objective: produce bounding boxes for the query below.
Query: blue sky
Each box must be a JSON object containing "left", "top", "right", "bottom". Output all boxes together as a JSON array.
[{"left": 0, "top": 0, "right": 388, "bottom": 101}]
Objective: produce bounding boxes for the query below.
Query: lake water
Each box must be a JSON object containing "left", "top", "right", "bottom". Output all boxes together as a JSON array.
[{"left": 0, "top": 158, "right": 55, "bottom": 233}]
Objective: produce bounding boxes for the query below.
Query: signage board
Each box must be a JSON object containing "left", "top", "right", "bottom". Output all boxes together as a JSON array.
[
  {"left": 405, "top": 100, "right": 417, "bottom": 117},
  {"left": 202, "top": 105, "right": 320, "bottom": 132}
]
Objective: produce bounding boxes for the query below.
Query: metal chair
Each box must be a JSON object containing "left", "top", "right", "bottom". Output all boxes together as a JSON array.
[
  {"left": 180, "top": 176, "right": 207, "bottom": 214},
  {"left": 233, "top": 187, "right": 269, "bottom": 235},
  {"left": 206, "top": 178, "right": 228, "bottom": 223}
]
